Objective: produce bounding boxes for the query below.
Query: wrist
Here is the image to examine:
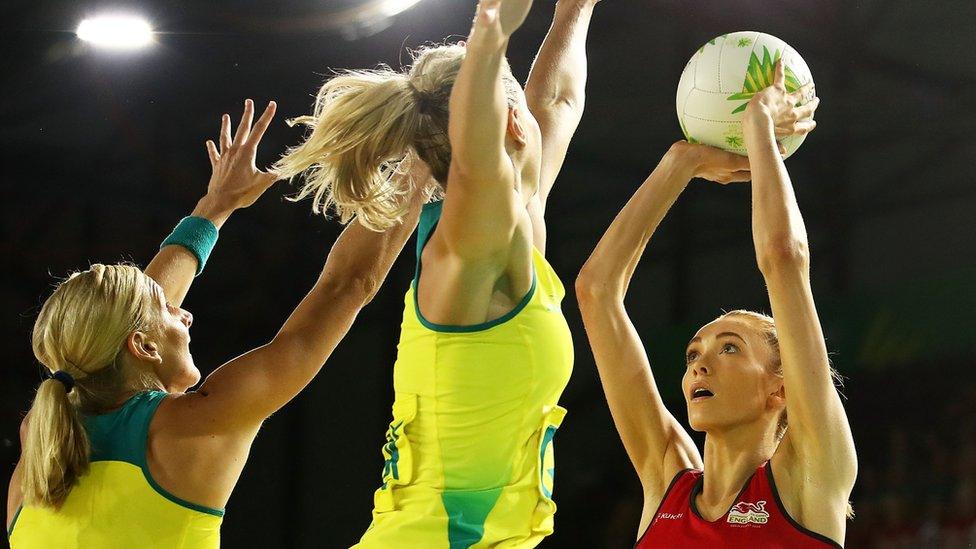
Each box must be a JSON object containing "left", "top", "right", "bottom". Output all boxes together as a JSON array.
[
  {"left": 191, "top": 194, "right": 236, "bottom": 229},
  {"left": 742, "top": 109, "right": 776, "bottom": 151},
  {"left": 666, "top": 141, "right": 704, "bottom": 179},
  {"left": 742, "top": 103, "right": 774, "bottom": 129},
  {"left": 555, "top": 0, "right": 598, "bottom": 13}
]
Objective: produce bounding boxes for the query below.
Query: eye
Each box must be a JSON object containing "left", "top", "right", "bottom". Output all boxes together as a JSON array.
[
  {"left": 721, "top": 343, "right": 739, "bottom": 354},
  {"left": 686, "top": 351, "right": 699, "bottom": 363}
]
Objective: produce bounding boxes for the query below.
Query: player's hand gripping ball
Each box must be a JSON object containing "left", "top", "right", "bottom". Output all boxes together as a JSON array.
[{"left": 676, "top": 32, "right": 815, "bottom": 158}]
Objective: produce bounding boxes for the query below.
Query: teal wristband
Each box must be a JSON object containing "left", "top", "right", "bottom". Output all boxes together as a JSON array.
[{"left": 160, "top": 216, "right": 219, "bottom": 276}]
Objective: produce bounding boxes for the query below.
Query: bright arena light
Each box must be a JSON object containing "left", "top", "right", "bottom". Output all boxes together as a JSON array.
[
  {"left": 76, "top": 15, "right": 153, "bottom": 50},
  {"left": 378, "top": 0, "right": 424, "bottom": 17}
]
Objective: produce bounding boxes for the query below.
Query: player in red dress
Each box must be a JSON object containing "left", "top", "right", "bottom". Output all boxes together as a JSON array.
[{"left": 576, "top": 60, "right": 856, "bottom": 547}]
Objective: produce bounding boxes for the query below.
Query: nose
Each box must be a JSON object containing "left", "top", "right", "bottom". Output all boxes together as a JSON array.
[
  {"left": 692, "top": 360, "right": 710, "bottom": 377},
  {"left": 180, "top": 309, "right": 193, "bottom": 328}
]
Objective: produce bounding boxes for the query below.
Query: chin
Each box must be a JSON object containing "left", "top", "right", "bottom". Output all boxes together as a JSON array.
[
  {"left": 688, "top": 410, "right": 724, "bottom": 433},
  {"left": 171, "top": 367, "right": 201, "bottom": 393},
  {"left": 687, "top": 414, "right": 708, "bottom": 433}
]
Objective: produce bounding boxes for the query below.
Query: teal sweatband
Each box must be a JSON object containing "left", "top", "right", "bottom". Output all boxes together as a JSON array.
[{"left": 160, "top": 216, "right": 219, "bottom": 276}]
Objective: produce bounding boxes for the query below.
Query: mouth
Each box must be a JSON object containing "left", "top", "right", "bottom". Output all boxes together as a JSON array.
[{"left": 690, "top": 387, "right": 714, "bottom": 402}]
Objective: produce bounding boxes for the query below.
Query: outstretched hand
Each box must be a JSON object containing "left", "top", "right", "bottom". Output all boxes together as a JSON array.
[
  {"left": 472, "top": 0, "right": 534, "bottom": 43},
  {"left": 204, "top": 99, "right": 280, "bottom": 211},
  {"left": 745, "top": 59, "right": 819, "bottom": 138}
]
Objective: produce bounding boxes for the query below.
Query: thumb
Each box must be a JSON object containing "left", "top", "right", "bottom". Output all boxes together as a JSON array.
[{"left": 260, "top": 170, "right": 282, "bottom": 187}]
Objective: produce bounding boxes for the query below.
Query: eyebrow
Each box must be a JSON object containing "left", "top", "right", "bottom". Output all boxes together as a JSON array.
[
  {"left": 716, "top": 332, "right": 747, "bottom": 344},
  {"left": 687, "top": 331, "right": 747, "bottom": 348}
]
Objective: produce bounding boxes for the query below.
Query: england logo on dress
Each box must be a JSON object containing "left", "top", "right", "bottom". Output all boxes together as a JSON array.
[{"left": 727, "top": 500, "right": 770, "bottom": 525}]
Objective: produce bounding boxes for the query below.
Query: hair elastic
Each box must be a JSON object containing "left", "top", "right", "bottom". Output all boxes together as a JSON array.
[{"left": 47, "top": 370, "right": 76, "bottom": 392}]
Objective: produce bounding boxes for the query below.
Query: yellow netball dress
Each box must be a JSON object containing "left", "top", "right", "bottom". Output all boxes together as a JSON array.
[
  {"left": 355, "top": 200, "right": 574, "bottom": 548},
  {"left": 8, "top": 391, "right": 223, "bottom": 548}
]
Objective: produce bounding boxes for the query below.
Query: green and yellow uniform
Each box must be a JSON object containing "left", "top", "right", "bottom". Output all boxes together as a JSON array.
[
  {"left": 356, "top": 201, "right": 574, "bottom": 548},
  {"left": 8, "top": 391, "right": 223, "bottom": 548}
]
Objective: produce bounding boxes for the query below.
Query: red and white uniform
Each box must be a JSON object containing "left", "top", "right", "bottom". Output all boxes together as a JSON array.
[{"left": 636, "top": 462, "right": 843, "bottom": 548}]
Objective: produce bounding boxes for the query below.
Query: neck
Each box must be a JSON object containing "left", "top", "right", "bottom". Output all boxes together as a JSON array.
[
  {"left": 111, "top": 360, "right": 167, "bottom": 408},
  {"left": 700, "top": 420, "right": 779, "bottom": 507}
]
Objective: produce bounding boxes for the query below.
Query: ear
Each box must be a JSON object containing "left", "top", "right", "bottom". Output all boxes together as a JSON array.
[
  {"left": 126, "top": 331, "right": 163, "bottom": 365},
  {"left": 506, "top": 106, "right": 527, "bottom": 149},
  {"left": 768, "top": 381, "right": 786, "bottom": 411}
]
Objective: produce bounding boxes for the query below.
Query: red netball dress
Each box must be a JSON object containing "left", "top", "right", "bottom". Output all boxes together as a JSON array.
[{"left": 635, "top": 462, "right": 842, "bottom": 548}]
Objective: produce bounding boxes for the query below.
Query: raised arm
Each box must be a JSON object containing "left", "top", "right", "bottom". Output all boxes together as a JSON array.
[
  {"left": 438, "top": 0, "right": 533, "bottom": 260},
  {"left": 145, "top": 99, "right": 279, "bottom": 307},
  {"left": 523, "top": 0, "right": 598, "bottom": 208},
  {"left": 167, "top": 157, "right": 433, "bottom": 434},
  {"left": 576, "top": 143, "right": 748, "bottom": 504},
  {"left": 743, "top": 61, "right": 856, "bottom": 496}
]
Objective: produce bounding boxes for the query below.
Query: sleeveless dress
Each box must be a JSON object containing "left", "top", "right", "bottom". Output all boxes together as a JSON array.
[
  {"left": 636, "top": 462, "right": 843, "bottom": 548},
  {"left": 8, "top": 391, "right": 223, "bottom": 548},
  {"left": 355, "top": 201, "right": 574, "bottom": 548}
]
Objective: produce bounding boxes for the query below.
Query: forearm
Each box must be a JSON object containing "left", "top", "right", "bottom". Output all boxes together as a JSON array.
[
  {"left": 743, "top": 112, "right": 810, "bottom": 272},
  {"left": 448, "top": 29, "right": 511, "bottom": 178},
  {"left": 191, "top": 192, "right": 422, "bottom": 429},
  {"left": 144, "top": 194, "right": 236, "bottom": 307},
  {"left": 276, "top": 194, "right": 422, "bottom": 348},
  {"left": 525, "top": 0, "right": 596, "bottom": 113},
  {"left": 577, "top": 144, "right": 694, "bottom": 299}
]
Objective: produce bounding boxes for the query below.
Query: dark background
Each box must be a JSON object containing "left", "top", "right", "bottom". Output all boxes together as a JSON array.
[{"left": 2, "top": 1, "right": 975, "bottom": 547}]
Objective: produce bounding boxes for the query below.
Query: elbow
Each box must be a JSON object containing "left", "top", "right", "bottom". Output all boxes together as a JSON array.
[
  {"left": 575, "top": 264, "right": 619, "bottom": 307},
  {"left": 526, "top": 91, "right": 584, "bottom": 120},
  {"left": 320, "top": 270, "right": 381, "bottom": 306},
  {"left": 756, "top": 237, "right": 810, "bottom": 275},
  {"left": 345, "top": 274, "right": 382, "bottom": 303}
]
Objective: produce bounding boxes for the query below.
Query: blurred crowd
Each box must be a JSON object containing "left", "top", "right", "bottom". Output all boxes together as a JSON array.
[{"left": 846, "top": 376, "right": 976, "bottom": 548}]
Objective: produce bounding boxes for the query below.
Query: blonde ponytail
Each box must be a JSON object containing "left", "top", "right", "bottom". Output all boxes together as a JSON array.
[
  {"left": 21, "top": 377, "right": 90, "bottom": 508},
  {"left": 22, "top": 263, "right": 162, "bottom": 508},
  {"left": 277, "top": 42, "right": 523, "bottom": 231}
]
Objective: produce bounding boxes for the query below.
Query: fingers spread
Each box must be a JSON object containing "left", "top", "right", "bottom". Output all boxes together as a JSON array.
[
  {"left": 774, "top": 58, "right": 786, "bottom": 88},
  {"left": 790, "top": 82, "right": 815, "bottom": 104},
  {"left": 793, "top": 97, "right": 820, "bottom": 120},
  {"left": 246, "top": 101, "right": 277, "bottom": 148},
  {"left": 794, "top": 119, "right": 817, "bottom": 135},
  {"left": 206, "top": 140, "right": 220, "bottom": 167},
  {"left": 219, "top": 114, "right": 231, "bottom": 152},
  {"left": 233, "top": 99, "right": 254, "bottom": 146}
]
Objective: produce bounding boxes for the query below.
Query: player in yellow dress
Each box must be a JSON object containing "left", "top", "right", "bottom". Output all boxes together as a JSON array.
[
  {"left": 6, "top": 101, "right": 431, "bottom": 548},
  {"left": 276, "top": 0, "right": 602, "bottom": 545}
]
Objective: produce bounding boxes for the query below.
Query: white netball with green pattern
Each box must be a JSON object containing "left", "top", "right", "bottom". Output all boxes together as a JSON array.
[{"left": 676, "top": 31, "right": 814, "bottom": 158}]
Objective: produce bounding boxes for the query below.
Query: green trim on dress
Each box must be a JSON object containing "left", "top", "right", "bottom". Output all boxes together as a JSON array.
[{"left": 412, "top": 201, "right": 537, "bottom": 334}]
